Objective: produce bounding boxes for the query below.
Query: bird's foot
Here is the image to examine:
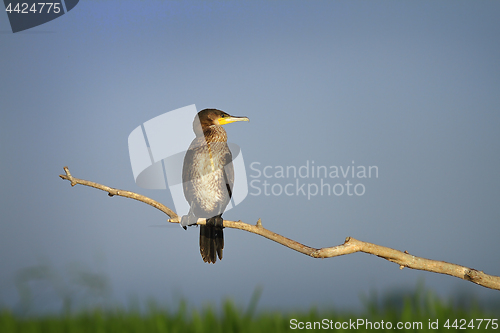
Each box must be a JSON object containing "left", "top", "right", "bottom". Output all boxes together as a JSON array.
[
  {"left": 180, "top": 214, "right": 198, "bottom": 230},
  {"left": 207, "top": 215, "right": 224, "bottom": 228}
]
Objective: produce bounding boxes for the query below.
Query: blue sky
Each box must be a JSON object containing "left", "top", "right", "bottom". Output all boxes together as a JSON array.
[{"left": 1, "top": 0, "right": 499, "bottom": 313}]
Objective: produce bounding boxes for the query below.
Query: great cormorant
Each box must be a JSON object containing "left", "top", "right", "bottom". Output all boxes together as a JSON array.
[{"left": 180, "top": 109, "right": 249, "bottom": 263}]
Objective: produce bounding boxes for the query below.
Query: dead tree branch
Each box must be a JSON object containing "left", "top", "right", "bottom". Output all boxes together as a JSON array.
[{"left": 59, "top": 166, "right": 500, "bottom": 291}]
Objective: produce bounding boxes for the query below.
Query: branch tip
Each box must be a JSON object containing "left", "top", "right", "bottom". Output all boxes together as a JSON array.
[
  {"left": 256, "top": 218, "right": 262, "bottom": 228},
  {"left": 61, "top": 166, "right": 77, "bottom": 186}
]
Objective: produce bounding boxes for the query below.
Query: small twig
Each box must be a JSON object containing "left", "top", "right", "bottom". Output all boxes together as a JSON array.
[
  {"left": 59, "top": 166, "right": 177, "bottom": 219},
  {"left": 59, "top": 166, "right": 500, "bottom": 291}
]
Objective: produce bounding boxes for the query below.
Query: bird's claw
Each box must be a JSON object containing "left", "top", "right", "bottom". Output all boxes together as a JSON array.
[{"left": 180, "top": 215, "right": 198, "bottom": 230}]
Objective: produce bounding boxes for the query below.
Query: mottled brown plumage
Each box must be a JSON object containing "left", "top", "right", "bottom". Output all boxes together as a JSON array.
[{"left": 181, "top": 109, "right": 249, "bottom": 263}]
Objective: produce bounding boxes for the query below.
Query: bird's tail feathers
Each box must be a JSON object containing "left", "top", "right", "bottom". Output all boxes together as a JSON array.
[{"left": 200, "top": 221, "right": 224, "bottom": 263}]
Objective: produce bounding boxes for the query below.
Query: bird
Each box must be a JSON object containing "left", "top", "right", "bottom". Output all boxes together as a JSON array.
[{"left": 180, "top": 109, "right": 249, "bottom": 263}]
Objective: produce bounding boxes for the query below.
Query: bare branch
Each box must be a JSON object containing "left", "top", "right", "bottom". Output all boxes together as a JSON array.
[
  {"left": 59, "top": 166, "right": 177, "bottom": 220},
  {"left": 59, "top": 167, "right": 500, "bottom": 291}
]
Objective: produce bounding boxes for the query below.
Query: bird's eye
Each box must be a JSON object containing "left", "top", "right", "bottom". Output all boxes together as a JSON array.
[{"left": 221, "top": 114, "right": 226, "bottom": 117}]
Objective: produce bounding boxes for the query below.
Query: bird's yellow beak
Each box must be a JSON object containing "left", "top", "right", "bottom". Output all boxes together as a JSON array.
[{"left": 218, "top": 116, "right": 250, "bottom": 125}]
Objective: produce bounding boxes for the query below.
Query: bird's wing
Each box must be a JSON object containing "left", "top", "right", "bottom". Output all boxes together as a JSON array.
[{"left": 222, "top": 147, "right": 234, "bottom": 199}]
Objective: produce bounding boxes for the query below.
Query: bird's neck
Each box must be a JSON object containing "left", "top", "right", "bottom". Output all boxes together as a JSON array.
[{"left": 202, "top": 125, "right": 227, "bottom": 143}]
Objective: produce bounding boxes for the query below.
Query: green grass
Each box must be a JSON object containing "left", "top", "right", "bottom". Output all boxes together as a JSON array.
[{"left": 1, "top": 286, "right": 499, "bottom": 332}]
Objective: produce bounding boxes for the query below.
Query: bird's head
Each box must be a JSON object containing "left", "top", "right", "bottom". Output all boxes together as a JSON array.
[{"left": 193, "top": 109, "right": 249, "bottom": 135}]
